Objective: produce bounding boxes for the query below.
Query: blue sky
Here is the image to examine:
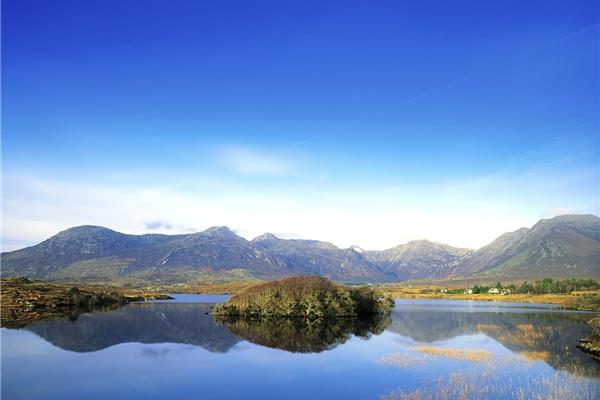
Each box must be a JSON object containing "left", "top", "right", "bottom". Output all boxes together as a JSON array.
[{"left": 2, "top": 0, "right": 599, "bottom": 251}]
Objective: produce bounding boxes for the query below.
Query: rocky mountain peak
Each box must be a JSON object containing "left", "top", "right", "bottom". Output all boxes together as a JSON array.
[
  {"left": 402, "top": 239, "right": 436, "bottom": 249},
  {"left": 2, "top": 214, "right": 598, "bottom": 283},
  {"left": 530, "top": 214, "right": 600, "bottom": 236},
  {"left": 349, "top": 245, "right": 365, "bottom": 253},
  {"left": 252, "top": 233, "right": 279, "bottom": 242},
  {"left": 54, "top": 225, "right": 120, "bottom": 238},
  {"left": 202, "top": 226, "right": 238, "bottom": 237}
]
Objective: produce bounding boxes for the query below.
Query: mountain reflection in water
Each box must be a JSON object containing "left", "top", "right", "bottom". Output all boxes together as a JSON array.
[
  {"left": 387, "top": 306, "right": 598, "bottom": 377},
  {"left": 214, "top": 315, "right": 390, "bottom": 353},
  {"left": 16, "top": 298, "right": 600, "bottom": 377},
  {"left": 25, "top": 303, "right": 241, "bottom": 353},
  {"left": 4, "top": 298, "right": 600, "bottom": 400}
]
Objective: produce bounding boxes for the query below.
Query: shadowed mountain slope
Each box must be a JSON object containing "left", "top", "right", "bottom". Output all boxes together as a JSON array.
[
  {"left": 455, "top": 214, "right": 600, "bottom": 279},
  {"left": 365, "top": 240, "right": 472, "bottom": 280},
  {"left": 25, "top": 303, "right": 241, "bottom": 353},
  {"left": 2, "top": 214, "right": 598, "bottom": 283}
]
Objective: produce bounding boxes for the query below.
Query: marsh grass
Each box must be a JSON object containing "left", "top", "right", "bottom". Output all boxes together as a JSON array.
[
  {"left": 415, "top": 346, "right": 492, "bottom": 362},
  {"left": 519, "top": 350, "right": 551, "bottom": 362},
  {"left": 476, "top": 322, "right": 559, "bottom": 349},
  {"left": 516, "top": 324, "right": 545, "bottom": 341},
  {"left": 380, "top": 353, "right": 425, "bottom": 368},
  {"left": 380, "top": 347, "right": 493, "bottom": 370},
  {"left": 475, "top": 323, "right": 499, "bottom": 331},
  {"left": 379, "top": 358, "right": 599, "bottom": 400}
]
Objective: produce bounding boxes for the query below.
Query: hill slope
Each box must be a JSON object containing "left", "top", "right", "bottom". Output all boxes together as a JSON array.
[
  {"left": 365, "top": 240, "right": 473, "bottom": 280},
  {"left": 252, "top": 234, "right": 393, "bottom": 282},
  {"left": 2, "top": 214, "right": 599, "bottom": 283},
  {"left": 456, "top": 214, "right": 600, "bottom": 280},
  {"left": 1, "top": 226, "right": 390, "bottom": 283}
]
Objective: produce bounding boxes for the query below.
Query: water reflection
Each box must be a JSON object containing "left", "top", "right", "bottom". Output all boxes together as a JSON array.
[
  {"left": 12, "top": 299, "right": 600, "bottom": 375},
  {"left": 387, "top": 305, "right": 598, "bottom": 376},
  {"left": 4, "top": 298, "right": 600, "bottom": 400},
  {"left": 215, "top": 315, "right": 390, "bottom": 353},
  {"left": 25, "top": 303, "right": 241, "bottom": 353}
]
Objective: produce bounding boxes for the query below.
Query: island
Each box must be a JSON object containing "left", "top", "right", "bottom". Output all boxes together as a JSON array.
[{"left": 212, "top": 275, "right": 395, "bottom": 319}]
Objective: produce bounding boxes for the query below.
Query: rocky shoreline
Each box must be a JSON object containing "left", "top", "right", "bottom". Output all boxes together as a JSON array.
[
  {"left": 1, "top": 278, "right": 172, "bottom": 328},
  {"left": 578, "top": 317, "right": 600, "bottom": 361}
]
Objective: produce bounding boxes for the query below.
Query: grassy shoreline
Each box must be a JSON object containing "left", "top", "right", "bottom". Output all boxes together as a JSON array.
[
  {"left": 377, "top": 285, "right": 600, "bottom": 362},
  {"left": 3, "top": 277, "right": 599, "bottom": 361},
  {"left": 12, "top": 278, "right": 597, "bottom": 312},
  {"left": 191, "top": 279, "right": 600, "bottom": 361},
  {"left": 0, "top": 278, "right": 171, "bottom": 328},
  {"left": 377, "top": 287, "right": 600, "bottom": 311},
  {"left": 176, "top": 280, "right": 600, "bottom": 311}
]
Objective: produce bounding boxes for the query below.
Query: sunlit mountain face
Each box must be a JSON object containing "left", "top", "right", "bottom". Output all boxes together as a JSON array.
[{"left": 2, "top": 215, "right": 599, "bottom": 283}]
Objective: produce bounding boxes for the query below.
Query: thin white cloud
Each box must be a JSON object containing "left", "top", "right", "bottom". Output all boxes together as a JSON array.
[
  {"left": 144, "top": 221, "right": 176, "bottom": 231},
  {"left": 142, "top": 220, "right": 195, "bottom": 234},
  {"left": 219, "top": 147, "right": 294, "bottom": 176},
  {"left": 1, "top": 160, "right": 598, "bottom": 252}
]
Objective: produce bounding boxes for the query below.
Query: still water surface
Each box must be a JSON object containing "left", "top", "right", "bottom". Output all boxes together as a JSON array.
[{"left": 2, "top": 296, "right": 599, "bottom": 399}]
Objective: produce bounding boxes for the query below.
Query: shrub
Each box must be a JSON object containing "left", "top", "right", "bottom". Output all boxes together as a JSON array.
[{"left": 212, "top": 276, "right": 394, "bottom": 319}]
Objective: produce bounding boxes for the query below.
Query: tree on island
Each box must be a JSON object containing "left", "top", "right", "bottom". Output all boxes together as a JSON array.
[{"left": 212, "top": 276, "right": 394, "bottom": 320}]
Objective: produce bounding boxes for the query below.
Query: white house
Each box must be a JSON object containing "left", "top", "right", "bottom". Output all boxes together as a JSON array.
[{"left": 488, "top": 288, "right": 500, "bottom": 294}]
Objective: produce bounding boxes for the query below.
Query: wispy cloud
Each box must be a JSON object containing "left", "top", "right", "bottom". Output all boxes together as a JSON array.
[
  {"left": 219, "top": 147, "right": 294, "bottom": 176},
  {"left": 144, "top": 221, "right": 174, "bottom": 230},
  {"left": 144, "top": 220, "right": 196, "bottom": 233},
  {"left": 2, "top": 155, "right": 598, "bottom": 252}
]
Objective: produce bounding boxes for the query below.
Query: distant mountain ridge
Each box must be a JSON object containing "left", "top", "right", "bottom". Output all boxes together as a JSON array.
[
  {"left": 364, "top": 240, "right": 473, "bottom": 280},
  {"left": 2, "top": 214, "right": 599, "bottom": 283},
  {"left": 454, "top": 214, "right": 600, "bottom": 280}
]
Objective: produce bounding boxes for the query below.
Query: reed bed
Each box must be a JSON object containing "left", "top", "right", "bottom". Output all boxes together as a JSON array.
[
  {"left": 415, "top": 346, "right": 492, "bottom": 362},
  {"left": 380, "top": 363, "right": 598, "bottom": 400}
]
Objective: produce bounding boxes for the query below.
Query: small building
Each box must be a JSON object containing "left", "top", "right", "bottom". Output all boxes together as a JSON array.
[
  {"left": 488, "top": 288, "right": 500, "bottom": 294},
  {"left": 464, "top": 289, "right": 473, "bottom": 294}
]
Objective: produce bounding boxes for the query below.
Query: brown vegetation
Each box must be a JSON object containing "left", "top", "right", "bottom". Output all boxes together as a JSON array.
[
  {"left": 380, "top": 353, "right": 425, "bottom": 368},
  {"left": 213, "top": 276, "right": 394, "bottom": 319},
  {"left": 0, "top": 278, "right": 170, "bottom": 328},
  {"left": 217, "top": 315, "right": 390, "bottom": 353},
  {"left": 379, "top": 356, "right": 597, "bottom": 400},
  {"left": 519, "top": 351, "right": 551, "bottom": 362},
  {"left": 578, "top": 317, "right": 600, "bottom": 361},
  {"left": 378, "top": 284, "right": 600, "bottom": 310},
  {"left": 414, "top": 346, "right": 492, "bottom": 362}
]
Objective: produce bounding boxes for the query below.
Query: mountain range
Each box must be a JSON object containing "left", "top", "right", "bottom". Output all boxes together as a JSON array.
[{"left": 2, "top": 214, "right": 599, "bottom": 283}]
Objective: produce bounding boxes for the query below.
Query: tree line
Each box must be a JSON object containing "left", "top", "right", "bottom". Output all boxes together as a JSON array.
[{"left": 463, "top": 278, "right": 599, "bottom": 295}]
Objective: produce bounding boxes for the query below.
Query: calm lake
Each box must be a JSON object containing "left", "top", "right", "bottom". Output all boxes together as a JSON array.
[{"left": 2, "top": 296, "right": 599, "bottom": 399}]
